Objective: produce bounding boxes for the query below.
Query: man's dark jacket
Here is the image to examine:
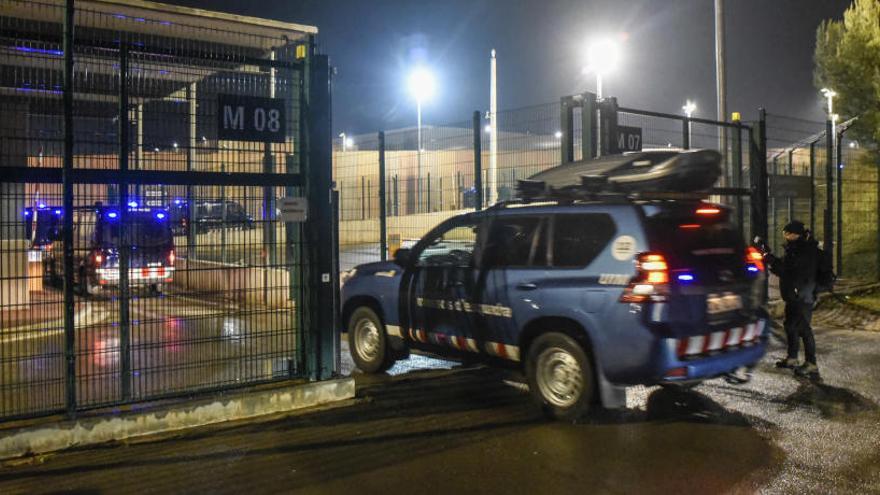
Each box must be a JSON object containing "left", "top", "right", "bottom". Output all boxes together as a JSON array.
[{"left": 767, "top": 237, "right": 819, "bottom": 304}]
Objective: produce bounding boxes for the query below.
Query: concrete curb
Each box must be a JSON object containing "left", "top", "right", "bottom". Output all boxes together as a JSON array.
[{"left": 0, "top": 377, "right": 355, "bottom": 461}]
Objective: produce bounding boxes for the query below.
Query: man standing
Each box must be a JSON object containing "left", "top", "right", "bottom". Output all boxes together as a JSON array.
[{"left": 765, "top": 220, "right": 820, "bottom": 379}]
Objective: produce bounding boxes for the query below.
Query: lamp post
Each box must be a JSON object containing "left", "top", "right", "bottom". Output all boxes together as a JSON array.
[
  {"left": 682, "top": 100, "right": 696, "bottom": 148},
  {"left": 584, "top": 38, "right": 620, "bottom": 155},
  {"left": 585, "top": 38, "right": 620, "bottom": 100},
  {"left": 408, "top": 67, "right": 435, "bottom": 212}
]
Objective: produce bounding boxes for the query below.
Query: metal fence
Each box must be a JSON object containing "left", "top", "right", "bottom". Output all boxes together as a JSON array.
[
  {"left": 335, "top": 94, "right": 758, "bottom": 273},
  {"left": 0, "top": 0, "right": 334, "bottom": 420},
  {"left": 765, "top": 114, "right": 878, "bottom": 281}
]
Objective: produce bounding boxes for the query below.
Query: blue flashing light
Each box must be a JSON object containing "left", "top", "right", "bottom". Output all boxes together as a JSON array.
[
  {"left": 677, "top": 273, "right": 695, "bottom": 283},
  {"left": 747, "top": 265, "right": 760, "bottom": 273},
  {"left": 155, "top": 212, "right": 166, "bottom": 220},
  {"left": 13, "top": 46, "right": 64, "bottom": 56},
  {"left": 54, "top": 209, "right": 62, "bottom": 216},
  {"left": 107, "top": 212, "right": 119, "bottom": 219},
  {"left": 128, "top": 201, "right": 138, "bottom": 208},
  {"left": 174, "top": 199, "right": 182, "bottom": 205},
  {"left": 38, "top": 203, "right": 46, "bottom": 209},
  {"left": 23, "top": 210, "right": 30, "bottom": 217}
]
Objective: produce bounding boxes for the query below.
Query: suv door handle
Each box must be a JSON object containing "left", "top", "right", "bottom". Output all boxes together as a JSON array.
[{"left": 516, "top": 283, "right": 538, "bottom": 291}]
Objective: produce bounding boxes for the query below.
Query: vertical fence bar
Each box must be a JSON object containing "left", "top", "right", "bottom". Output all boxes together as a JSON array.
[
  {"left": 118, "top": 41, "right": 132, "bottom": 401},
  {"left": 378, "top": 131, "right": 387, "bottom": 260},
  {"left": 62, "top": 0, "right": 77, "bottom": 417},
  {"left": 750, "top": 108, "right": 768, "bottom": 243},
  {"left": 876, "top": 155, "right": 880, "bottom": 281},
  {"left": 473, "top": 111, "right": 483, "bottom": 211},
  {"left": 771, "top": 156, "right": 778, "bottom": 249},
  {"left": 809, "top": 140, "right": 816, "bottom": 233},
  {"left": 836, "top": 129, "right": 844, "bottom": 275},
  {"left": 824, "top": 118, "right": 834, "bottom": 260},
  {"left": 787, "top": 149, "right": 794, "bottom": 222},
  {"left": 601, "top": 98, "right": 619, "bottom": 155}
]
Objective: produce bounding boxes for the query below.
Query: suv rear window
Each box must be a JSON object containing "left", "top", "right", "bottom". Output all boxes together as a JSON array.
[
  {"left": 645, "top": 212, "right": 745, "bottom": 284},
  {"left": 100, "top": 212, "right": 173, "bottom": 248}
]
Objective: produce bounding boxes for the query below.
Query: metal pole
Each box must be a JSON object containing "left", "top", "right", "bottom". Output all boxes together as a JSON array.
[
  {"left": 682, "top": 117, "right": 690, "bottom": 150},
  {"left": 732, "top": 121, "right": 743, "bottom": 230},
  {"left": 787, "top": 149, "right": 794, "bottom": 222},
  {"left": 417, "top": 99, "right": 422, "bottom": 213},
  {"left": 186, "top": 83, "right": 196, "bottom": 256},
  {"left": 809, "top": 140, "right": 816, "bottom": 233},
  {"left": 378, "top": 131, "right": 387, "bottom": 261},
  {"left": 560, "top": 96, "right": 575, "bottom": 164},
  {"left": 715, "top": 0, "right": 728, "bottom": 168},
  {"left": 118, "top": 41, "right": 131, "bottom": 401},
  {"left": 824, "top": 119, "right": 834, "bottom": 257},
  {"left": 581, "top": 92, "right": 598, "bottom": 159},
  {"left": 836, "top": 129, "right": 844, "bottom": 275},
  {"left": 62, "top": 0, "right": 76, "bottom": 417},
  {"left": 489, "top": 49, "right": 497, "bottom": 206},
  {"left": 473, "top": 111, "right": 483, "bottom": 210}
]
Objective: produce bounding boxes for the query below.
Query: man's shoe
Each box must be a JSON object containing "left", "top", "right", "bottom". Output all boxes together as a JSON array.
[
  {"left": 795, "top": 362, "right": 820, "bottom": 379},
  {"left": 775, "top": 357, "right": 798, "bottom": 369}
]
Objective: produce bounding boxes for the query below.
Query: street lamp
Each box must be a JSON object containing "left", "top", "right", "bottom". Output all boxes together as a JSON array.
[
  {"left": 682, "top": 100, "right": 696, "bottom": 148},
  {"left": 584, "top": 38, "right": 620, "bottom": 99},
  {"left": 408, "top": 67, "right": 435, "bottom": 212},
  {"left": 339, "top": 132, "right": 353, "bottom": 151}
]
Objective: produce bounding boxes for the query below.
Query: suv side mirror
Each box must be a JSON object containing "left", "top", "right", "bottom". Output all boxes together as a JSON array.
[{"left": 394, "top": 248, "right": 411, "bottom": 267}]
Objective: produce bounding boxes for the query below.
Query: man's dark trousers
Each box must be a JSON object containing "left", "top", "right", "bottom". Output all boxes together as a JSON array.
[{"left": 784, "top": 301, "right": 816, "bottom": 364}]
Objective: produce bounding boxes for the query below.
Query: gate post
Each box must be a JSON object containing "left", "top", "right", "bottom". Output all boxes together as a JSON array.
[
  {"left": 787, "top": 149, "right": 794, "bottom": 222},
  {"left": 118, "top": 41, "right": 132, "bottom": 401},
  {"left": 304, "top": 52, "right": 335, "bottom": 379},
  {"left": 600, "top": 97, "right": 619, "bottom": 155},
  {"left": 809, "top": 140, "right": 816, "bottom": 233},
  {"left": 824, "top": 119, "right": 834, "bottom": 260},
  {"left": 731, "top": 119, "right": 744, "bottom": 230},
  {"left": 581, "top": 92, "right": 598, "bottom": 159},
  {"left": 62, "top": 0, "right": 77, "bottom": 416},
  {"left": 472, "top": 111, "right": 483, "bottom": 210},
  {"left": 836, "top": 128, "right": 845, "bottom": 275},
  {"left": 682, "top": 117, "right": 691, "bottom": 150},
  {"left": 378, "top": 132, "right": 387, "bottom": 260},
  {"left": 749, "top": 108, "right": 768, "bottom": 244},
  {"left": 560, "top": 96, "right": 575, "bottom": 164}
]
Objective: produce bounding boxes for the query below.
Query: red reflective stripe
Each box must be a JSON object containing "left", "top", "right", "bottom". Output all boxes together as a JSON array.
[
  {"left": 496, "top": 343, "right": 508, "bottom": 359},
  {"left": 677, "top": 338, "right": 689, "bottom": 357}
]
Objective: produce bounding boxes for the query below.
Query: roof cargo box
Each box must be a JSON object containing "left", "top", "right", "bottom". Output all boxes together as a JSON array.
[{"left": 519, "top": 149, "right": 722, "bottom": 200}]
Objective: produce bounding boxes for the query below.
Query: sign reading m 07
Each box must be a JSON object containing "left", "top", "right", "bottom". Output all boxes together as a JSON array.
[{"left": 217, "top": 94, "right": 287, "bottom": 143}]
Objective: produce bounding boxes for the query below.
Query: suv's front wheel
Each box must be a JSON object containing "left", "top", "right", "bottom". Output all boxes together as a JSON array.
[
  {"left": 348, "top": 307, "right": 396, "bottom": 373},
  {"left": 526, "top": 332, "right": 595, "bottom": 421}
]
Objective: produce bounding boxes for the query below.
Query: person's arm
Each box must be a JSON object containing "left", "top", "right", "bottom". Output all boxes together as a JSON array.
[{"left": 765, "top": 252, "right": 783, "bottom": 276}]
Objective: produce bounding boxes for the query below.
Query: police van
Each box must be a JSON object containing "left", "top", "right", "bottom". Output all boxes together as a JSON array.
[
  {"left": 340, "top": 150, "right": 768, "bottom": 420},
  {"left": 44, "top": 203, "right": 176, "bottom": 296}
]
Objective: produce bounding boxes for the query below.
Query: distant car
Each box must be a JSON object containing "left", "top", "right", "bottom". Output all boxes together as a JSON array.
[
  {"left": 44, "top": 205, "right": 175, "bottom": 296},
  {"left": 341, "top": 150, "right": 768, "bottom": 420},
  {"left": 169, "top": 199, "right": 255, "bottom": 235}
]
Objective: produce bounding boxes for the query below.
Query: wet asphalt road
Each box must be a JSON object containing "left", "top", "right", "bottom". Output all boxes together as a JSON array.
[{"left": 0, "top": 322, "right": 878, "bottom": 494}]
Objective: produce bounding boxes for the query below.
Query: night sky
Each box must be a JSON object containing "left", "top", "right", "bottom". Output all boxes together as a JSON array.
[{"left": 166, "top": 0, "right": 849, "bottom": 135}]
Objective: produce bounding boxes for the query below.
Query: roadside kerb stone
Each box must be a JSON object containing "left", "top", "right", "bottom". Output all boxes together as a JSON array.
[{"left": 0, "top": 377, "right": 355, "bottom": 461}]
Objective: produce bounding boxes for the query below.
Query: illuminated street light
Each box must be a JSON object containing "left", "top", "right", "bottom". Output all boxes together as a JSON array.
[
  {"left": 554, "top": 131, "right": 563, "bottom": 139},
  {"left": 584, "top": 38, "right": 620, "bottom": 99},
  {"left": 408, "top": 67, "right": 436, "bottom": 212}
]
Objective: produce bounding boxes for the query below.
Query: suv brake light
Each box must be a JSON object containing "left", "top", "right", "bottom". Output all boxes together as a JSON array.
[
  {"left": 746, "top": 246, "right": 764, "bottom": 273},
  {"left": 620, "top": 252, "right": 670, "bottom": 303},
  {"left": 94, "top": 252, "right": 103, "bottom": 266},
  {"left": 168, "top": 249, "right": 176, "bottom": 265}
]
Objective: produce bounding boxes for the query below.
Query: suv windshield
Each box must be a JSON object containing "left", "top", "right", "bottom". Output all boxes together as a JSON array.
[{"left": 100, "top": 211, "right": 173, "bottom": 248}]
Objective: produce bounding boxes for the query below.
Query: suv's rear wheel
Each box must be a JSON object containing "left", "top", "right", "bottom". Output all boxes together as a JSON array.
[
  {"left": 526, "top": 332, "right": 595, "bottom": 421},
  {"left": 348, "top": 307, "right": 396, "bottom": 373}
]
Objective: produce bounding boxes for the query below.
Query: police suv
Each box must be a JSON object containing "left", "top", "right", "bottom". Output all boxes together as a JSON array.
[{"left": 341, "top": 150, "right": 768, "bottom": 420}]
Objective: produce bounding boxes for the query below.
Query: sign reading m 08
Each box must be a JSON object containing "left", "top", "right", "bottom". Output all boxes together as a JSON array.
[{"left": 217, "top": 94, "right": 287, "bottom": 143}]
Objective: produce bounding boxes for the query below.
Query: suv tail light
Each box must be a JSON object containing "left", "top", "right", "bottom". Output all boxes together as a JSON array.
[
  {"left": 620, "top": 252, "right": 670, "bottom": 303},
  {"left": 746, "top": 246, "right": 764, "bottom": 273},
  {"left": 168, "top": 249, "right": 176, "bottom": 266},
  {"left": 93, "top": 251, "right": 103, "bottom": 266}
]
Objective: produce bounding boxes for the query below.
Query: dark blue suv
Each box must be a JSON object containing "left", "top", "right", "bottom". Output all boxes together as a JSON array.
[{"left": 341, "top": 191, "right": 768, "bottom": 420}]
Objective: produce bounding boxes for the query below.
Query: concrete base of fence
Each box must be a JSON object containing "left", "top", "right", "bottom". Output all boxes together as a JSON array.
[{"left": 0, "top": 377, "right": 355, "bottom": 461}]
